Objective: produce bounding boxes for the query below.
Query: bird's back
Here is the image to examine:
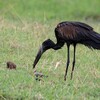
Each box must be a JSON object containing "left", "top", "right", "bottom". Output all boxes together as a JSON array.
[
  {"left": 55, "top": 21, "right": 93, "bottom": 41},
  {"left": 57, "top": 21, "right": 93, "bottom": 30}
]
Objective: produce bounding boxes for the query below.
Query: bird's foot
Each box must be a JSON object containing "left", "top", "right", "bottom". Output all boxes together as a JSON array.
[
  {"left": 70, "top": 72, "right": 73, "bottom": 80},
  {"left": 64, "top": 76, "right": 66, "bottom": 81}
]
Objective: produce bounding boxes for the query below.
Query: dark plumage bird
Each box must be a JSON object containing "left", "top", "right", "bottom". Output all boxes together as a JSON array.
[
  {"left": 7, "top": 61, "right": 16, "bottom": 69},
  {"left": 33, "top": 21, "right": 100, "bottom": 81}
]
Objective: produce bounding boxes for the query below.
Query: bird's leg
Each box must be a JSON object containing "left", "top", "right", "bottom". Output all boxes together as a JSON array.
[
  {"left": 64, "top": 44, "right": 70, "bottom": 81},
  {"left": 71, "top": 44, "right": 76, "bottom": 80}
]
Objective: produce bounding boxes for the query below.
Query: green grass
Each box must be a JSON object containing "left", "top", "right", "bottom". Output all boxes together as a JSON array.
[
  {"left": 0, "top": 0, "right": 100, "bottom": 100},
  {"left": 0, "top": 0, "right": 100, "bottom": 22}
]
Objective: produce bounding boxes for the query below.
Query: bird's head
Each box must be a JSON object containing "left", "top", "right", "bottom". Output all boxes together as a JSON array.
[
  {"left": 33, "top": 39, "right": 55, "bottom": 68},
  {"left": 42, "top": 39, "right": 55, "bottom": 51}
]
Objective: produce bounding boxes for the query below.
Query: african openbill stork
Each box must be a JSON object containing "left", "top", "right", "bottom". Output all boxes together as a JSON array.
[{"left": 33, "top": 21, "right": 100, "bottom": 81}]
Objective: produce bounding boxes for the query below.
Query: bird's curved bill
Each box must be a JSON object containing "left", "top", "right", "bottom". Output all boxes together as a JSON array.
[
  {"left": 33, "top": 45, "right": 44, "bottom": 68},
  {"left": 33, "top": 39, "right": 54, "bottom": 68}
]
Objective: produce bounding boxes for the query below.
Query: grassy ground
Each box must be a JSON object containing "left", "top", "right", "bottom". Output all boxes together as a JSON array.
[{"left": 0, "top": 0, "right": 100, "bottom": 100}]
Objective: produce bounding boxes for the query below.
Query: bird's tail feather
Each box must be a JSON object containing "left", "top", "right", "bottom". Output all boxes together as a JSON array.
[
  {"left": 89, "top": 31, "right": 100, "bottom": 43},
  {"left": 82, "top": 31, "right": 100, "bottom": 50}
]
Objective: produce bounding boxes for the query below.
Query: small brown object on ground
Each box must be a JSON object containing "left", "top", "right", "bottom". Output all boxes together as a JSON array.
[{"left": 7, "top": 61, "right": 16, "bottom": 69}]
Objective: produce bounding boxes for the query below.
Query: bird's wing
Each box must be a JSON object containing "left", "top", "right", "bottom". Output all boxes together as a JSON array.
[
  {"left": 72, "top": 22, "right": 100, "bottom": 42},
  {"left": 56, "top": 21, "right": 95, "bottom": 41}
]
